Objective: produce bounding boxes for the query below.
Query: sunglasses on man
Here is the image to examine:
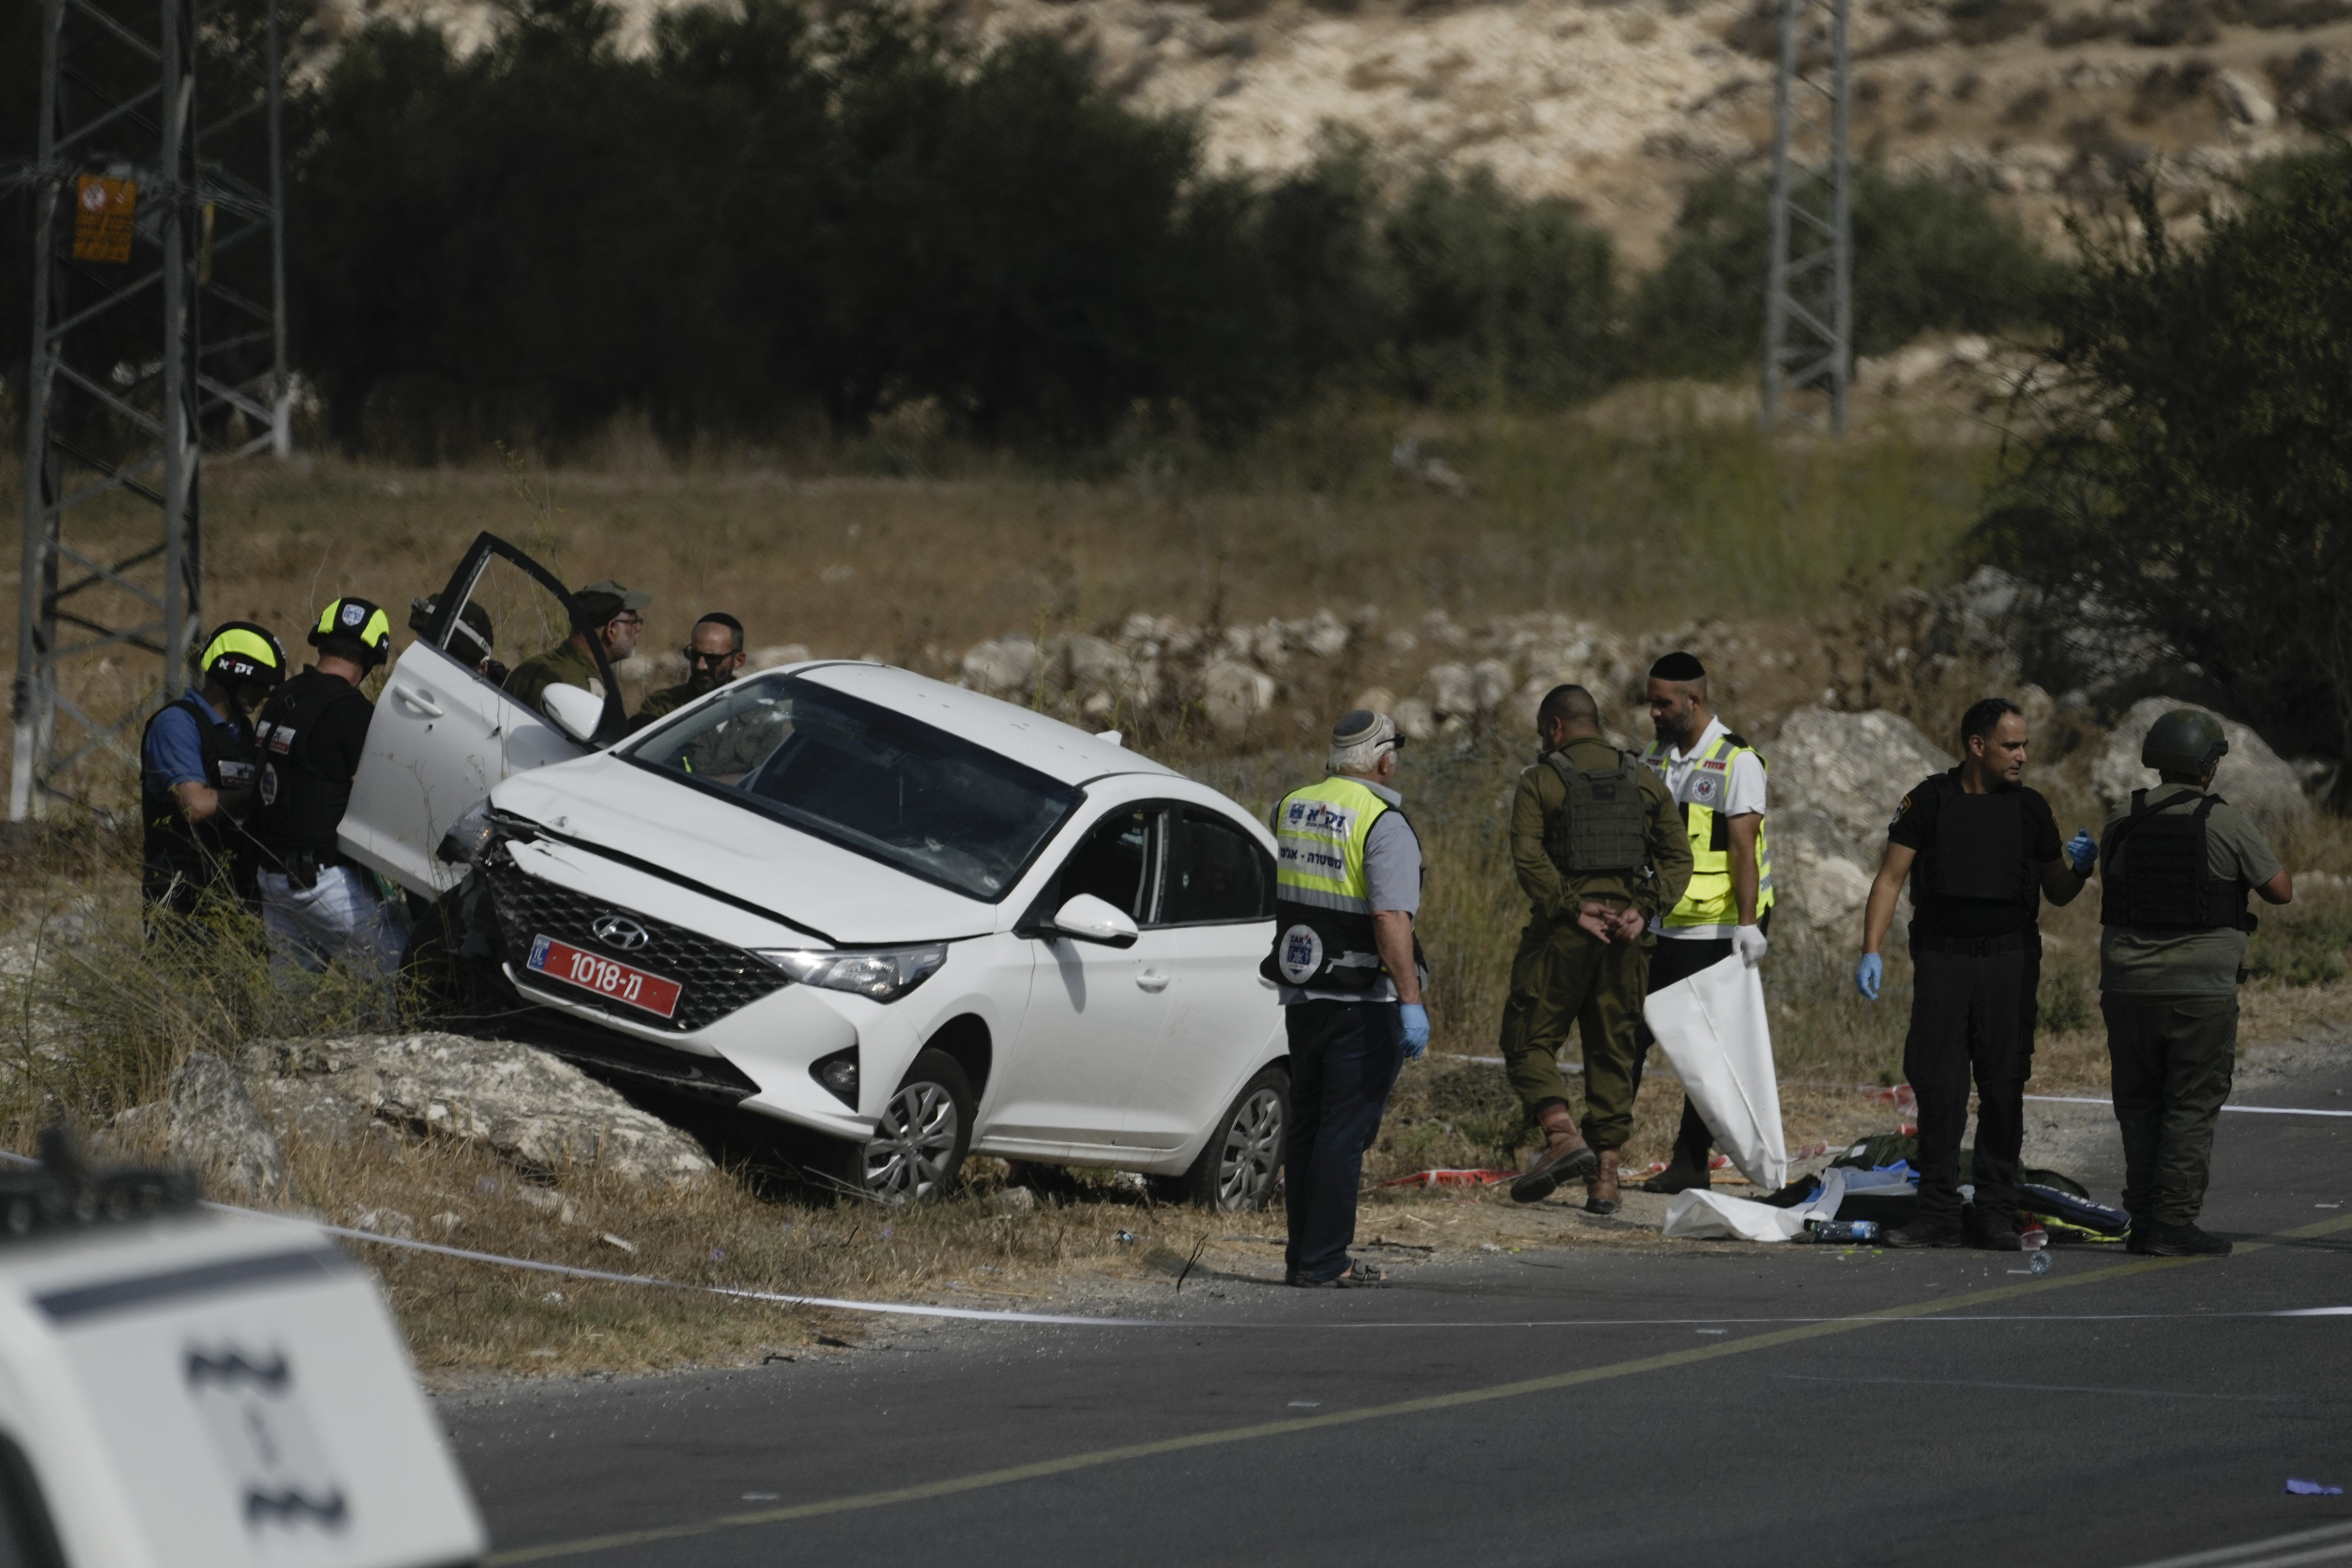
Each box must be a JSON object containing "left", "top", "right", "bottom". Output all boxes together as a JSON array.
[{"left": 685, "top": 647, "right": 739, "bottom": 667}]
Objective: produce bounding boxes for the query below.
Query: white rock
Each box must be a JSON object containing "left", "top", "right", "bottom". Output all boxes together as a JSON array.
[
  {"left": 354, "top": 1208, "right": 417, "bottom": 1240},
  {"left": 2214, "top": 69, "right": 2275, "bottom": 128},
  {"left": 959, "top": 636, "right": 1039, "bottom": 698},
  {"left": 1353, "top": 686, "right": 1398, "bottom": 715},
  {"left": 985, "top": 1186, "right": 1037, "bottom": 1215},
  {"left": 747, "top": 644, "right": 811, "bottom": 671},
  {"left": 1394, "top": 697, "right": 1438, "bottom": 742},
  {"left": 241, "top": 1033, "right": 716, "bottom": 1188},
  {"left": 1766, "top": 707, "right": 1955, "bottom": 936},
  {"left": 1472, "top": 658, "right": 1516, "bottom": 712},
  {"left": 614, "top": 655, "right": 654, "bottom": 682},
  {"left": 1424, "top": 663, "right": 1478, "bottom": 719},
  {"left": 166, "top": 1052, "right": 285, "bottom": 1200},
  {"left": 2090, "top": 697, "right": 2311, "bottom": 839},
  {"left": 1301, "top": 611, "right": 1351, "bottom": 659},
  {"left": 1198, "top": 660, "right": 1277, "bottom": 738}
]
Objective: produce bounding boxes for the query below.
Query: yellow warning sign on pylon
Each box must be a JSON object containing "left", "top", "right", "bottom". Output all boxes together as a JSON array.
[{"left": 71, "top": 176, "right": 138, "bottom": 263}]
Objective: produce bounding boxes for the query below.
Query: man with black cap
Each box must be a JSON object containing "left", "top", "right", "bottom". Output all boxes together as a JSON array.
[
  {"left": 1631, "top": 650, "right": 1774, "bottom": 1194},
  {"left": 505, "top": 579, "right": 649, "bottom": 720},
  {"left": 1265, "top": 709, "right": 1427, "bottom": 1287},
  {"left": 251, "top": 597, "right": 406, "bottom": 980},
  {"left": 1502, "top": 684, "right": 1691, "bottom": 1211},
  {"left": 2097, "top": 707, "right": 2293, "bottom": 1257},
  {"left": 1856, "top": 696, "right": 2099, "bottom": 1250}
]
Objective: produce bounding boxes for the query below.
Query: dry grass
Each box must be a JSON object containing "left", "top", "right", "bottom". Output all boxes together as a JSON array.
[
  {"left": 0, "top": 412, "right": 2345, "bottom": 1379},
  {"left": 0, "top": 407, "right": 1989, "bottom": 805}
]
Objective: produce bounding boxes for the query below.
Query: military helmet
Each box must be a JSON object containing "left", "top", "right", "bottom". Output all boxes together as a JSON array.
[
  {"left": 310, "top": 596, "right": 394, "bottom": 667},
  {"left": 198, "top": 621, "right": 287, "bottom": 688},
  {"left": 2141, "top": 708, "right": 2229, "bottom": 777}
]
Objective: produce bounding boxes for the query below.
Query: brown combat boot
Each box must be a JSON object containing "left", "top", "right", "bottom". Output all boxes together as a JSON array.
[
  {"left": 1584, "top": 1149, "right": 1622, "bottom": 1215},
  {"left": 1511, "top": 1103, "right": 1599, "bottom": 1204}
]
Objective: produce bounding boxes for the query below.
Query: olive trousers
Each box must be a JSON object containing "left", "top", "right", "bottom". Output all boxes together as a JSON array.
[
  {"left": 2102, "top": 992, "right": 2239, "bottom": 1228},
  {"left": 1496, "top": 917, "right": 1650, "bottom": 1151}
]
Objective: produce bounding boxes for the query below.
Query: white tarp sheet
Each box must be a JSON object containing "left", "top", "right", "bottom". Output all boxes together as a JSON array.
[
  {"left": 1663, "top": 1168, "right": 1849, "bottom": 1243},
  {"left": 1642, "top": 952, "right": 1788, "bottom": 1191}
]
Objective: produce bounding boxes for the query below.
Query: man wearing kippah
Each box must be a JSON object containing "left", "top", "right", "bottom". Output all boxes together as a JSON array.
[
  {"left": 1264, "top": 710, "right": 1429, "bottom": 1287},
  {"left": 1633, "top": 650, "right": 1775, "bottom": 1194}
]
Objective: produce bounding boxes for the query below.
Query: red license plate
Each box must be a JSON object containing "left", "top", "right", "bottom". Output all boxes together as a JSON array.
[{"left": 526, "top": 934, "right": 682, "bottom": 1019}]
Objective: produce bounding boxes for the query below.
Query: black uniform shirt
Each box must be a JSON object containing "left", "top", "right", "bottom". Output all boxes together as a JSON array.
[
  {"left": 251, "top": 668, "right": 375, "bottom": 862},
  {"left": 1887, "top": 769, "right": 2061, "bottom": 938}
]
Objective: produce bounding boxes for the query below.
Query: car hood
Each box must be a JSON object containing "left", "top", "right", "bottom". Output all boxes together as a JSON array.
[{"left": 490, "top": 754, "right": 1002, "bottom": 945}]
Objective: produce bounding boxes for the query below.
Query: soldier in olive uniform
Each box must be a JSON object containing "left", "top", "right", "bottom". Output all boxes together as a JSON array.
[
  {"left": 505, "top": 579, "right": 650, "bottom": 720},
  {"left": 1504, "top": 685, "right": 1694, "bottom": 1212},
  {"left": 2099, "top": 708, "right": 2294, "bottom": 1258}
]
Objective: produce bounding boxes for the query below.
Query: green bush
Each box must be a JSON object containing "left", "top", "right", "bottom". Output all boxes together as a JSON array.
[
  {"left": 1627, "top": 165, "right": 2058, "bottom": 379},
  {"left": 1979, "top": 151, "right": 2352, "bottom": 771}
]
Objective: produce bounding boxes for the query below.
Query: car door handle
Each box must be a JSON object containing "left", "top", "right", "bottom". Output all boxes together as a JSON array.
[
  {"left": 1136, "top": 969, "right": 1170, "bottom": 993},
  {"left": 393, "top": 684, "right": 444, "bottom": 719}
]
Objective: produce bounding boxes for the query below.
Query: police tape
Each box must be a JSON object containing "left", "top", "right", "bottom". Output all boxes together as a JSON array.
[
  {"left": 11, "top": 1150, "right": 2351, "bottom": 1332},
  {"left": 2024, "top": 1094, "right": 2352, "bottom": 1118}
]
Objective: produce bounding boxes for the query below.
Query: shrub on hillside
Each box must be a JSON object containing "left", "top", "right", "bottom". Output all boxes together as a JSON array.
[
  {"left": 1979, "top": 154, "right": 2352, "bottom": 776},
  {"left": 1626, "top": 164, "right": 2057, "bottom": 379}
]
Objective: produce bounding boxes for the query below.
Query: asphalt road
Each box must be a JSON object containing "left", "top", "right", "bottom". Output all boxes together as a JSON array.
[{"left": 441, "top": 1060, "right": 2352, "bottom": 1568}]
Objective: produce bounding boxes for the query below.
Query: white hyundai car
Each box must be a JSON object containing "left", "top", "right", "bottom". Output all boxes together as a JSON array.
[{"left": 339, "top": 534, "right": 1291, "bottom": 1207}]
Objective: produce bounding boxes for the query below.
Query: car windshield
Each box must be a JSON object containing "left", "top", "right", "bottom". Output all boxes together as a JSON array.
[{"left": 620, "top": 673, "right": 1081, "bottom": 900}]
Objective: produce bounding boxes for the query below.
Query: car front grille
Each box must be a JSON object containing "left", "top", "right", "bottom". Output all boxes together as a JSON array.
[{"left": 480, "top": 852, "right": 790, "bottom": 1033}]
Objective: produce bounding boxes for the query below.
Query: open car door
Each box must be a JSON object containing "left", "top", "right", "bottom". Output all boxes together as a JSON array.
[{"left": 339, "top": 532, "right": 627, "bottom": 896}]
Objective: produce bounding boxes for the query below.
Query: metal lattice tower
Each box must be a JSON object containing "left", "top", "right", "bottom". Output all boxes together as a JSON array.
[
  {"left": 7, "top": 0, "right": 289, "bottom": 820},
  {"left": 1761, "top": 0, "right": 1852, "bottom": 434}
]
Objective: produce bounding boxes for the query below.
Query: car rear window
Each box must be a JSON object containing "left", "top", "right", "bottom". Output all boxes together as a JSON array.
[{"left": 621, "top": 674, "right": 1081, "bottom": 900}]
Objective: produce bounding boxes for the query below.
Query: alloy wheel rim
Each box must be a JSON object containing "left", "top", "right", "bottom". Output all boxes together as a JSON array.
[
  {"left": 1215, "top": 1087, "right": 1285, "bottom": 1209},
  {"left": 863, "top": 1081, "right": 960, "bottom": 1202}
]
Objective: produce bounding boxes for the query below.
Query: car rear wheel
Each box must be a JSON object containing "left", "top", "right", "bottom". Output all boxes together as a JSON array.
[
  {"left": 1172, "top": 1066, "right": 1289, "bottom": 1210},
  {"left": 844, "top": 1049, "right": 973, "bottom": 1204}
]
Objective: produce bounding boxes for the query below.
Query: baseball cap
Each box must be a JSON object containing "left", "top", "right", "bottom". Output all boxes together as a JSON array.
[{"left": 570, "top": 579, "right": 652, "bottom": 629}]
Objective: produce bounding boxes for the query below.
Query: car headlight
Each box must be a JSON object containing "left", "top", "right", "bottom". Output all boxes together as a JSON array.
[{"left": 753, "top": 943, "right": 948, "bottom": 1001}]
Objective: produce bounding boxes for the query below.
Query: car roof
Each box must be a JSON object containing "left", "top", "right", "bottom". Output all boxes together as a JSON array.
[{"left": 792, "top": 661, "right": 1181, "bottom": 787}]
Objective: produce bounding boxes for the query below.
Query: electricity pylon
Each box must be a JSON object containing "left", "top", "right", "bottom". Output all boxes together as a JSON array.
[
  {"left": 1761, "top": 0, "right": 1852, "bottom": 434},
  {"left": 7, "top": 0, "right": 289, "bottom": 819}
]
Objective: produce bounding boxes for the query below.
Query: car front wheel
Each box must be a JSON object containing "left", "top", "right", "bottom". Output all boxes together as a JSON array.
[
  {"left": 843, "top": 1049, "right": 974, "bottom": 1203},
  {"left": 1171, "top": 1066, "right": 1289, "bottom": 1210}
]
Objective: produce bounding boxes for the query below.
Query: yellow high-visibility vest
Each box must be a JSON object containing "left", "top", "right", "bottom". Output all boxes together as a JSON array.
[{"left": 1641, "top": 733, "right": 1774, "bottom": 932}]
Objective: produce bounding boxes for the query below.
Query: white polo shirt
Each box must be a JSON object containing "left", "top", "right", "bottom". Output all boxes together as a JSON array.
[{"left": 1648, "top": 715, "right": 1766, "bottom": 941}]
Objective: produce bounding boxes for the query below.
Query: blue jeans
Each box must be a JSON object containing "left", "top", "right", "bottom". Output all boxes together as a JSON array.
[{"left": 1283, "top": 1000, "right": 1405, "bottom": 1282}]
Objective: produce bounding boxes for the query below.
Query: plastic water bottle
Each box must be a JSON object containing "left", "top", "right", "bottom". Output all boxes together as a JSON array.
[
  {"left": 2028, "top": 1251, "right": 2053, "bottom": 1275},
  {"left": 1802, "top": 1219, "right": 1879, "bottom": 1243}
]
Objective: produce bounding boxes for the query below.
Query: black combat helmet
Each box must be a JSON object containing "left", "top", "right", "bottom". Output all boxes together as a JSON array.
[{"left": 2141, "top": 708, "right": 2229, "bottom": 778}]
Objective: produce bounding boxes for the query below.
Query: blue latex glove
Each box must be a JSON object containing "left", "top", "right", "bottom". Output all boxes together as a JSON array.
[
  {"left": 1855, "top": 953, "right": 1884, "bottom": 1002},
  {"left": 2067, "top": 829, "right": 2099, "bottom": 875},
  {"left": 1397, "top": 1003, "right": 1430, "bottom": 1060}
]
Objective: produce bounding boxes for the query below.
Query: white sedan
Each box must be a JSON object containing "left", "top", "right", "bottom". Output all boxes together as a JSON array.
[{"left": 340, "top": 534, "right": 1291, "bottom": 1206}]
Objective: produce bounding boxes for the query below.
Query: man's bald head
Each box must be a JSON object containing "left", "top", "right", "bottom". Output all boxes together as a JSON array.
[{"left": 1537, "top": 684, "right": 1601, "bottom": 748}]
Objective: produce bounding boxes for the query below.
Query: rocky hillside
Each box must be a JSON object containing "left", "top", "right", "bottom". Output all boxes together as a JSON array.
[{"left": 346, "top": 0, "right": 2352, "bottom": 265}]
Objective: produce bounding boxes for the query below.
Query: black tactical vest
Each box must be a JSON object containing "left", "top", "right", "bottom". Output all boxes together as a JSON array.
[
  {"left": 139, "top": 695, "right": 258, "bottom": 904},
  {"left": 2100, "top": 789, "right": 2255, "bottom": 933},
  {"left": 1541, "top": 749, "right": 1650, "bottom": 876},
  {"left": 251, "top": 670, "right": 372, "bottom": 867},
  {"left": 1918, "top": 777, "right": 2035, "bottom": 906}
]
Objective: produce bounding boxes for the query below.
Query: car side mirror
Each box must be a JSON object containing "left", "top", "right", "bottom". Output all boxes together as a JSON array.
[
  {"left": 541, "top": 683, "right": 602, "bottom": 745},
  {"left": 1051, "top": 893, "right": 1139, "bottom": 948}
]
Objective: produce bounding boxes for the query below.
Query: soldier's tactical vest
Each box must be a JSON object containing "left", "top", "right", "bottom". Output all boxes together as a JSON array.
[
  {"left": 1541, "top": 748, "right": 1650, "bottom": 875},
  {"left": 2100, "top": 788, "right": 2256, "bottom": 933},
  {"left": 1641, "top": 732, "right": 1775, "bottom": 932},
  {"left": 139, "top": 695, "right": 258, "bottom": 905},
  {"left": 1262, "top": 774, "right": 1419, "bottom": 991}
]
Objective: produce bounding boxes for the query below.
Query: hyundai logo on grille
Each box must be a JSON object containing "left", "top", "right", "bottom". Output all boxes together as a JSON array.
[{"left": 590, "top": 914, "right": 650, "bottom": 951}]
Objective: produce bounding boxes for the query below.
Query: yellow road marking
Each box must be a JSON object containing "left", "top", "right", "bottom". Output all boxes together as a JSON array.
[{"left": 487, "top": 1213, "right": 2352, "bottom": 1565}]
